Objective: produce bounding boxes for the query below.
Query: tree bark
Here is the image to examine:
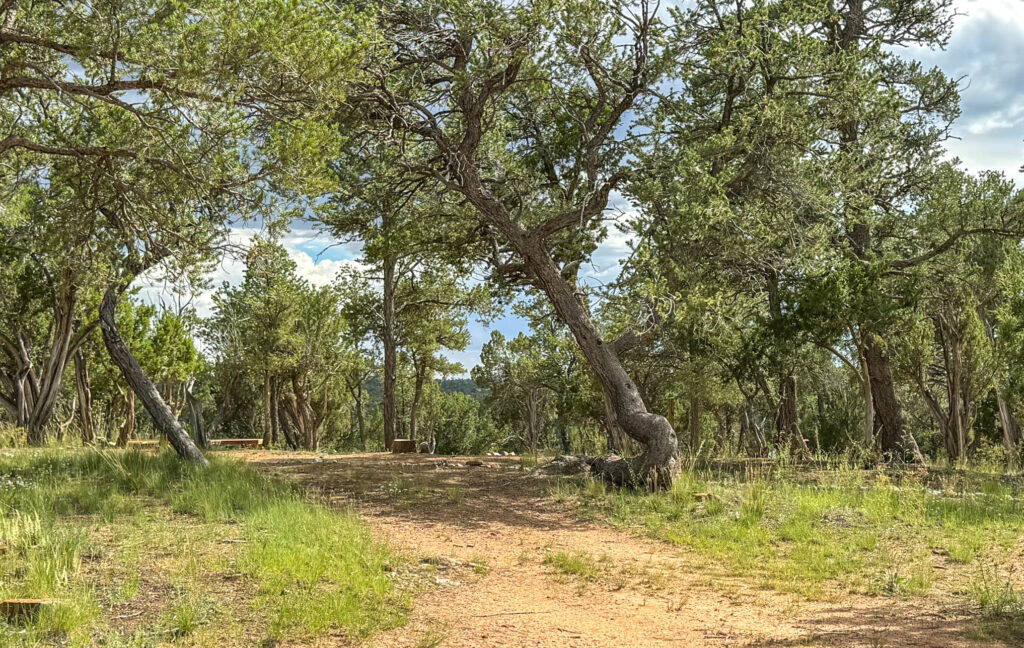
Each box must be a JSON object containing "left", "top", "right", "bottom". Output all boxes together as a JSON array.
[
  {"left": 184, "top": 379, "right": 209, "bottom": 449},
  {"left": 865, "top": 339, "right": 924, "bottom": 462},
  {"left": 997, "top": 392, "right": 1021, "bottom": 460},
  {"left": 515, "top": 235, "right": 679, "bottom": 487},
  {"left": 688, "top": 394, "right": 702, "bottom": 453},
  {"left": 73, "top": 349, "right": 95, "bottom": 443},
  {"left": 409, "top": 353, "right": 427, "bottom": 441},
  {"left": 116, "top": 387, "right": 136, "bottom": 447},
  {"left": 99, "top": 286, "right": 208, "bottom": 466},
  {"left": 382, "top": 253, "right": 398, "bottom": 450},
  {"left": 857, "top": 338, "right": 875, "bottom": 447},
  {"left": 24, "top": 289, "right": 84, "bottom": 444},
  {"left": 270, "top": 376, "right": 280, "bottom": 446},
  {"left": 353, "top": 383, "right": 366, "bottom": 448},
  {"left": 777, "top": 374, "right": 811, "bottom": 458},
  {"left": 263, "top": 372, "right": 273, "bottom": 449}
]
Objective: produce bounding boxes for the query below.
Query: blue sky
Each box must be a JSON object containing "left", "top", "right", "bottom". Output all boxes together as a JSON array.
[{"left": 160, "top": 0, "right": 1024, "bottom": 376}]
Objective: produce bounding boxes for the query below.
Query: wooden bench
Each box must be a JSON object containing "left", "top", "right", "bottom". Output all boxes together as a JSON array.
[
  {"left": 126, "top": 439, "right": 160, "bottom": 448},
  {"left": 0, "top": 599, "right": 55, "bottom": 621},
  {"left": 209, "top": 438, "right": 263, "bottom": 449}
]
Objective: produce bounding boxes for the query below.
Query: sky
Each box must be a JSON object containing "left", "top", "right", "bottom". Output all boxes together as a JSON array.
[{"left": 148, "top": 0, "right": 1024, "bottom": 375}]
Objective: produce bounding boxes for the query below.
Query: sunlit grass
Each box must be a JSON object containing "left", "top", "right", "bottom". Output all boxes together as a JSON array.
[
  {"left": 556, "top": 464, "right": 1024, "bottom": 600},
  {"left": 0, "top": 446, "right": 408, "bottom": 646}
]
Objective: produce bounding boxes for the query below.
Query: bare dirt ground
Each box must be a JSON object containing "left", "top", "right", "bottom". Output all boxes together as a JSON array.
[{"left": 243, "top": 452, "right": 1001, "bottom": 648}]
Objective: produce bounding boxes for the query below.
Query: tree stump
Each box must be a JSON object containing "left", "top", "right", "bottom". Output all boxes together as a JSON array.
[{"left": 391, "top": 439, "right": 417, "bottom": 453}]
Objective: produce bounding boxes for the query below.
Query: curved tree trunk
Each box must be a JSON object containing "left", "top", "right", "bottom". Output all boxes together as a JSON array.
[
  {"left": 25, "top": 289, "right": 82, "bottom": 444},
  {"left": 99, "top": 286, "right": 208, "bottom": 466},
  {"left": 519, "top": 237, "right": 679, "bottom": 488}
]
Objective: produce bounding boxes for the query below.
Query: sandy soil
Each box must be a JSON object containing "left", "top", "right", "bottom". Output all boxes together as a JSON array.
[{"left": 242, "top": 452, "right": 1002, "bottom": 648}]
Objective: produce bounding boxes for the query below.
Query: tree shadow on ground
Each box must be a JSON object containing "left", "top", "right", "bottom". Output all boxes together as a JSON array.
[{"left": 253, "top": 453, "right": 580, "bottom": 532}]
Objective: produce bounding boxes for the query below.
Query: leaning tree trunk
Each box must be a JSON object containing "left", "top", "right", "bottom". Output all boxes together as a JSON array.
[
  {"left": 99, "top": 286, "right": 207, "bottom": 466},
  {"left": 520, "top": 236, "right": 680, "bottom": 488}
]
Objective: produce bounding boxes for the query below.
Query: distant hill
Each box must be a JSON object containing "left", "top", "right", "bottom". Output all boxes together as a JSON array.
[
  {"left": 361, "top": 376, "right": 487, "bottom": 405},
  {"left": 439, "top": 378, "right": 487, "bottom": 400}
]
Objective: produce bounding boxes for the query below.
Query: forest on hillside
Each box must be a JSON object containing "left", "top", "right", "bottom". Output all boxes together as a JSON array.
[{"left": 3, "top": 0, "right": 1024, "bottom": 485}]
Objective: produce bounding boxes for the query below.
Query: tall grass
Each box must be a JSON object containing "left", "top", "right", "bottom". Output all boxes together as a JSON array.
[
  {"left": 0, "top": 447, "right": 406, "bottom": 645},
  {"left": 558, "top": 463, "right": 1024, "bottom": 599}
]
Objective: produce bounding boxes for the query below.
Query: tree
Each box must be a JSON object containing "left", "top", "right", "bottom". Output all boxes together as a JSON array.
[
  {"left": 1, "top": 0, "right": 367, "bottom": 463},
  {"left": 345, "top": 0, "right": 680, "bottom": 486},
  {"left": 322, "top": 149, "right": 486, "bottom": 450}
]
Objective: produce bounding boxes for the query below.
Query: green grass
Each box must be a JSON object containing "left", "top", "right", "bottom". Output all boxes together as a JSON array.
[
  {"left": 966, "top": 564, "right": 1024, "bottom": 643},
  {"left": 0, "top": 447, "right": 408, "bottom": 646},
  {"left": 553, "top": 465, "right": 1024, "bottom": 600},
  {"left": 543, "top": 551, "right": 606, "bottom": 581}
]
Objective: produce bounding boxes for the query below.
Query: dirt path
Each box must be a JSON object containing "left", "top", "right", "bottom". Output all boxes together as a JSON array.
[{"left": 245, "top": 453, "right": 995, "bottom": 648}]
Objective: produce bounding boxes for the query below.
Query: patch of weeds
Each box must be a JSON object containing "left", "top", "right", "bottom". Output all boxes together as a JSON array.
[
  {"left": 873, "top": 558, "right": 932, "bottom": 597},
  {"left": 162, "top": 592, "right": 211, "bottom": 638},
  {"left": 111, "top": 572, "right": 141, "bottom": 604},
  {"left": 966, "top": 565, "right": 1024, "bottom": 643},
  {"left": 384, "top": 478, "right": 429, "bottom": 501},
  {"left": 469, "top": 556, "right": 491, "bottom": 575},
  {"left": 565, "top": 462, "right": 1024, "bottom": 599},
  {"left": 543, "top": 551, "right": 606, "bottom": 582},
  {"left": 0, "top": 447, "right": 408, "bottom": 645},
  {"left": 243, "top": 500, "right": 408, "bottom": 639},
  {"left": 445, "top": 486, "right": 466, "bottom": 504}
]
